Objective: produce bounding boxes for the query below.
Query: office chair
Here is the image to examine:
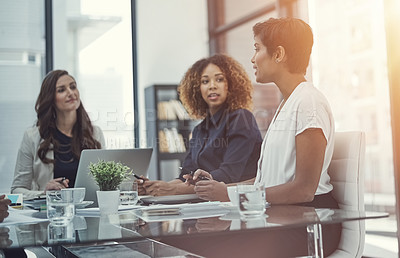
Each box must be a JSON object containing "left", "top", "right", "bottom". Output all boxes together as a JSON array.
[{"left": 328, "top": 131, "right": 366, "bottom": 258}]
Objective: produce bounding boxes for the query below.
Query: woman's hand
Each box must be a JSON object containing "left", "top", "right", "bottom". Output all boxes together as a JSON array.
[
  {"left": 194, "top": 180, "right": 229, "bottom": 201},
  {"left": 136, "top": 175, "right": 149, "bottom": 195},
  {"left": 0, "top": 195, "right": 11, "bottom": 223},
  {"left": 142, "top": 180, "right": 177, "bottom": 196},
  {"left": 45, "top": 177, "right": 69, "bottom": 192},
  {"left": 183, "top": 169, "right": 213, "bottom": 185}
]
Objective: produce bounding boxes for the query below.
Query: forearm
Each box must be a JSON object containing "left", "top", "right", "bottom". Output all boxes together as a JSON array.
[
  {"left": 226, "top": 177, "right": 255, "bottom": 187},
  {"left": 169, "top": 178, "right": 196, "bottom": 194},
  {"left": 169, "top": 179, "right": 185, "bottom": 184},
  {"left": 144, "top": 179, "right": 195, "bottom": 196},
  {"left": 173, "top": 181, "right": 195, "bottom": 195},
  {"left": 11, "top": 187, "right": 44, "bottom": 200},
  {"left": 265, "top": 181, "right": 316, "bottom": 205}
]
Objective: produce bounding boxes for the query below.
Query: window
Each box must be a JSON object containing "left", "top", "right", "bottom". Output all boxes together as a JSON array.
[
  {"left": 0, "top": 0, "right": 46, "bottom": 193},
  {"left": 0, "top": 0, "right": 135, "bottom": 193},
  {"left": 308, "top": 0, "right": 395, "bottom": 211},
  {"left": 53, "top": 0, "right": 134, "bottom": 149},
  {"left": 209, "top": 0, "right": 396, "bottom": 214}
]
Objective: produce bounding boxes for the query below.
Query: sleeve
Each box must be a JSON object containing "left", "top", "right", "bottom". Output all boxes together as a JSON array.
[
  {"left": 11, "top": 129, "right": 44, "bottom": 199},
  {"left": 93, "top": 125, "right": 106, "bottom": 149},
  {"left": 295, "top": 94, "right": 332, "bottom": 142},
  {"left": 177, "top": 126, "right": 199, "bottom": 182},
  {"left": 210, "top": 109, "right": 262, "bottom": 183}
]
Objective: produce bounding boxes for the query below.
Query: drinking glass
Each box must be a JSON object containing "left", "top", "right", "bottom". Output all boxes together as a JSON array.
[
  {"left": 119, "top": 181, "right": 138, "bottom": 205},
  {"left": 61, "top": 188, "right": 85, "bottom": 204},
  {"left": 237, "top": 183, "right": 266, "bottom": 218},
  {"left": 46, "top": 190, "right": 75, "bottom": 226}
]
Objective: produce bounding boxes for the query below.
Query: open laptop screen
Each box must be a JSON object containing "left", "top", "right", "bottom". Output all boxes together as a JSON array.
[{"left": 74, "top": 148, "right": 153, "bottom": 207}]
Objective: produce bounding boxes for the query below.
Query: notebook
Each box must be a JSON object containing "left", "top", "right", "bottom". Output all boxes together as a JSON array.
[{"left": 74, "top": 148, "right": 153, "bottom": 208}]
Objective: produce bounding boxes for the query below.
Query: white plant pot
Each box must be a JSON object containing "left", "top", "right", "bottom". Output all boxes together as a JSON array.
[{"left": 96, "top": 190, "right": 120, "bottom": 215}]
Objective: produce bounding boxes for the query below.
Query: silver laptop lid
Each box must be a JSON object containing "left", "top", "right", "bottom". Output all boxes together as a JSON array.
[{"left": 74, "top": 148, "right": 153, "bottom": 207}]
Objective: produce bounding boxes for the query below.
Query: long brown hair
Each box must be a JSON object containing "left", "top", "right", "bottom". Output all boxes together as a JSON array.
[
  {"left": 178, "top": 54, "right": 253, "bottom": 119},
  {"left": 36, "top": 70, "right": 101, "bottom": 164}
]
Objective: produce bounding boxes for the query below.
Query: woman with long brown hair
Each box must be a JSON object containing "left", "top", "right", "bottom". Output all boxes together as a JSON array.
[{"left": 11, "top": 70, "right": 104, "bottom": 199}]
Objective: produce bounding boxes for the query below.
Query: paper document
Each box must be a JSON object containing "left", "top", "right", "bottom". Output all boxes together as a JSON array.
[
  {"left": 76, "top": 205, "right": 141, "bottom": 217},
  {"left": 135, "top": 201, "right": 230, "bottom": 222},
  {"left": 1, "top": 208, "right": 48, "bottom": 226}
]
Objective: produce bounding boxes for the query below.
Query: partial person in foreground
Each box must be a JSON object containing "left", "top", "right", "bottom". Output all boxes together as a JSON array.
[
  {"left": 11, "top": 70, "right": 105, "bottom": 200},
  {"left": 138, "top": 54, "right": 262, "bottom": 196},
  {"left": 0, "top": 195, "right": 11, "bottom": 223},
  {"left": 190, "top": 17, "right": 338, "bottom": 209}
]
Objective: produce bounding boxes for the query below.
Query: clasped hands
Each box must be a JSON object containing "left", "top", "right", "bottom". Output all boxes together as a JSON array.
[{"left": 185, "top": 170, "right": 229, "bottom": 201}]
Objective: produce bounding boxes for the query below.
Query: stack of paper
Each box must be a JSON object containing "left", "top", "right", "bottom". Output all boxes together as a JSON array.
[{"left": 135, "top": 202, "right": 230, "bottom": 222}]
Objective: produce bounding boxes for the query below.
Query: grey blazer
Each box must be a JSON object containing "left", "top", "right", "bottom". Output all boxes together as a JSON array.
[{"left": 11, "top": 125, "right": 105, "bottom": 199}]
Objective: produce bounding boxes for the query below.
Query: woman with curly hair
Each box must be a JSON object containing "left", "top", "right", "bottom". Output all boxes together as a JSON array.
[
  {"left": 139, "top": 54, "right": 262, "bottom": 196},
  {"left": 11, "top": 70, "right": 105, "bottom": 199}
]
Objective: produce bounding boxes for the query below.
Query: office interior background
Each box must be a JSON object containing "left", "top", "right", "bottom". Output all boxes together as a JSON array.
[{"left": 0, "top": 0, "right": 399, "bottom": 256}]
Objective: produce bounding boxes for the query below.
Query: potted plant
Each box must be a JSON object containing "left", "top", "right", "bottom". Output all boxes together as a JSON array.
[{"left": 88, "top": 160, "right": 132, "bottom": 215}]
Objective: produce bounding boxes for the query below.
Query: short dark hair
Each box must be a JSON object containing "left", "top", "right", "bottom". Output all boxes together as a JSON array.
[{"left": 253, "top": 17, "right": 313, "bottom": 74}]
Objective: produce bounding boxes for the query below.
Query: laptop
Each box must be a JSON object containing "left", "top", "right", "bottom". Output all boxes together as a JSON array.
[{"left": 74, "top": 148, "right": 153, "bottom": 208}]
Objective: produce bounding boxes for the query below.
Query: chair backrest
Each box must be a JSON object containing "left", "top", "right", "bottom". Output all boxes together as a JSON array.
[
  {"left": 329, "top": 131, "right": 366, "bottom": 211},
  {"left": 328, "top": 131, "right": 366, "bottom": 258}
]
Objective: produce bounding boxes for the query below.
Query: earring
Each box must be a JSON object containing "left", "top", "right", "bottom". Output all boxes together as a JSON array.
[{"left": 275, "top": 59, "right": 279, "bottom": 63}]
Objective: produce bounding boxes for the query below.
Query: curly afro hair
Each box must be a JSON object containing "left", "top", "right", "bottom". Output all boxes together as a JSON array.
[{"left": 178, "top": 54, "right": 253, "bottom": 119}]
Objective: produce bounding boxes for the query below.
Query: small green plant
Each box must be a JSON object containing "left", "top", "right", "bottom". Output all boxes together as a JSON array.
[{"left": 88, "top": 160, "right": 132, "bottom": 191}]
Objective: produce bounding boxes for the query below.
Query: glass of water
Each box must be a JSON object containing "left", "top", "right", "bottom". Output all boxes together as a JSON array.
[
  {"left": 119, "top": 181, "right": 138, "bottom": 205},
  {"left": 46, "top": 190, "right": 75, "bottom": 226},
  {"left": 237, "top": 183, "right": 266, "bottom": 219}
]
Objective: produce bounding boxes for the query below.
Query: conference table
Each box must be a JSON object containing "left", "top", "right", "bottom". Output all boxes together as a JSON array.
[{"left": 0, "top": 199, "right": 389, "bottom": 258}]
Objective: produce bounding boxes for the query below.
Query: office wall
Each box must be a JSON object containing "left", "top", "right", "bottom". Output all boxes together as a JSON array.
[{"left": 136, "top": 0, "right": 209, "bottom": 179}]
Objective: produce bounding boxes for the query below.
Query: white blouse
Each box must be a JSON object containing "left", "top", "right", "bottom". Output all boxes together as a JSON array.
[{"left": 255, "top": 82, "right": 335, "bottom": 195}]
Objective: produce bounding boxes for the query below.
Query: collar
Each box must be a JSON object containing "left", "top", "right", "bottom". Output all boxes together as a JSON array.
[{"left": 201, "top": 104, "right": 229, "bottom": 130}]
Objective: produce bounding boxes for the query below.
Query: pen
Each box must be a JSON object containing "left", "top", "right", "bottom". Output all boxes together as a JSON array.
[
  {"left": 179, "top": 167, "right": 210, "bottom": 181},
  {"left": 133, "top": 174, "right": 142, "bottom": 180},
  {"left": 133, "top": 173, "right": 148, "bottom": 182}
]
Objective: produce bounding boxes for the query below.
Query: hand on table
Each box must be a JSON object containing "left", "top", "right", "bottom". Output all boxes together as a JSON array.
[
  {"left": 183, "top": 169, "right": 213, "bottom": 185},
  {"left": 45, "top": 177, "right": 69, "bottom": 192},
  {"left": 194, "top": 179, "right": 229, "bottom": 202},
  {"left": 135, "top": 175, "right": 149, "bottom": 195}
]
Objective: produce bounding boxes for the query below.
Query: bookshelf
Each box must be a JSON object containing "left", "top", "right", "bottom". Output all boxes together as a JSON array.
[{"left": 145, "top": 85, "right": 199, "bottom": 180}]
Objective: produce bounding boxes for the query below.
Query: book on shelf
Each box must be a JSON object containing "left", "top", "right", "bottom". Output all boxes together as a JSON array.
[
  {"left": 157, "top": 100, "right": 190, "bottom": 120},
  {"left": 158, "top": 128, "right": 186, "bottom": 153},
  {"left": 158, "top": 130, "right": 169, "bottom": 153}
]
